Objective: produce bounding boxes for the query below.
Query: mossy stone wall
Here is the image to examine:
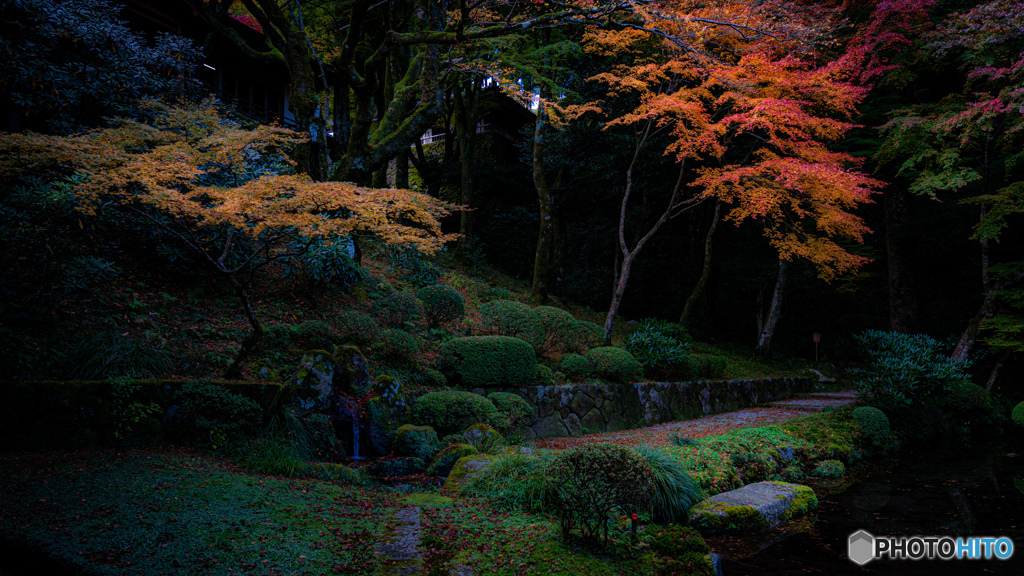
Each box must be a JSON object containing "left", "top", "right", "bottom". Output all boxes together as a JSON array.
[{"left": 458, "top": 377, "right": 812, "bottom": 440}]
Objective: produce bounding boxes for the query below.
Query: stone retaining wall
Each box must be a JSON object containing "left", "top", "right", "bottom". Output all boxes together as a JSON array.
[{"left": 470, "top": 377, "right": 812, "bottom": 440}]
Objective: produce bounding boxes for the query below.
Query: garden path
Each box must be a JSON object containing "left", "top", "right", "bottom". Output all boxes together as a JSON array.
[{"left": 533, "top": 390, "right": 860, "bottom": 450}]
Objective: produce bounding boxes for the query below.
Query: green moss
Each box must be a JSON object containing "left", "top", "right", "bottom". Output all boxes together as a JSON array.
[
  {"left": 442, "top": 454, "right": 497, "bottom": 492},
  {"left": 689, "top": 501, "right": 770, "bottom": 534},
  {"left": 767, "top": 482, "right": 818, "bottom": 522},
  {"left": 1014, "top": 401, "right": 1024, "bottom": 428},
  {"left": 401, "top": 493, "right": 454, "bottom": 507},
  {"left": 812, "top": 459, "right": 845, "bottom": 478}
]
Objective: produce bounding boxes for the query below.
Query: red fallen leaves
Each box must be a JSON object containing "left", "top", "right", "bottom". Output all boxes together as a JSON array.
[{"left": 535, "top": 407, "right": 808, "bottom": 450}]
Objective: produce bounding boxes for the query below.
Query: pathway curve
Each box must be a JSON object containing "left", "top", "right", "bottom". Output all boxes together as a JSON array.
[{"left": 535, "top": 390, "right": 860, "bottom": 450}]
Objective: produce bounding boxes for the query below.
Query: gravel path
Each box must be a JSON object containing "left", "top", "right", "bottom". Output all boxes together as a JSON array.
[{"left": 534, "top": 390, "right": 860, "bottom": 450}]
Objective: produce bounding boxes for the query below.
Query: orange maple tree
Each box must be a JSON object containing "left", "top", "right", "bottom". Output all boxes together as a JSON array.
[
  {"left": 0, "top": 100, "right": 457, "bottom": 377},
  {"left": 569, "top": 1, "right": 882, "bottom": 343}
]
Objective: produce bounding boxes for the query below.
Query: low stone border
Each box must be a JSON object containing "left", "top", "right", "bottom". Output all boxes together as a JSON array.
[{"left": 467, "top": 377, "right": 812, "bottom": 440}]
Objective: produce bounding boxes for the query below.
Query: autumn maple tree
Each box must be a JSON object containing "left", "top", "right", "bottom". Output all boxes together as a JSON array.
[
  {"left": 570, "top": 2, "right": 882, "bottom": 345},
  {"left": 0, "top": 100, "right": 456, "bottom": 378}
]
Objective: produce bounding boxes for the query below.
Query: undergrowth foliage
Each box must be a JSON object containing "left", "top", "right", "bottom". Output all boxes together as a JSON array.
[{"left": 853, "top": 330, "right": 972, "bottom": 411}]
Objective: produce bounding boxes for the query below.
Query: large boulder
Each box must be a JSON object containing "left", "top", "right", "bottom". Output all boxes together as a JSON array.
[{"left": 689, "top": 481, "right": 817, "bottom": 534}]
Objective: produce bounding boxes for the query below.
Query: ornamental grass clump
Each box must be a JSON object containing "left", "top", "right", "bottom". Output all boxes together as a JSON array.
[
  {"left": 544, "top": 443, "right": 655, "bottom": 544},
  {"left": 461, "top": 451, "right": 553, "bottom": 513},
  {"left": 633, "top": 445, "right": 706, "bottom": 524}
]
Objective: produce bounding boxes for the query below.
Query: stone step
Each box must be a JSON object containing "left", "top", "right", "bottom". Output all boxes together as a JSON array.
[
  {"left": 764, "top": 397, "right": 858, "bottom": 412},
  {"left": 793, "top": 390, "right": 860, "bottom": 400},
  {"left": 690, "top": 481, "right": 818, "bottom": 534}
]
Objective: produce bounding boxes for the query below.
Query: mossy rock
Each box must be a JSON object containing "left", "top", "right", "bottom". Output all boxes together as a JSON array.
[
  {"left": 442, "top": 454, "right": 497, "bottom": 493},
  {"left": 426, "top": 443, "right": 478, "bottom": 477},
  {"left": 462, "top": 423, "right": 506, "bottom": 452},
  {"left": 1013, "top": 401, "right": 1024, "bottom": 428},
  {"left": 689, "top": 481, "right": 817, "bottom": 534},
  {"left": 393, "top": 424, "right": 440, "bottom": 463}
]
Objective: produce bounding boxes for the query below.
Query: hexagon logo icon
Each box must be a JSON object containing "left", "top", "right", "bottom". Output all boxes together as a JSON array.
[{"left": 849, "top": 530, "right": 875, "bottom": 565}]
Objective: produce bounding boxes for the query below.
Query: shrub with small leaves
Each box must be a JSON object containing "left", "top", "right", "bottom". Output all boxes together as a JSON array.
[
  {"left": 585, "top": 347, "right": 643, "bottom": 383},
  {"left": 334, "top": 311, "right": 381, "bottom": 346},
  {"left": 559, "top": 353, "right": 591, "bottom": 380},
  {"left": 420, "top": 366, "right": 447, "bottom": 388},
  {"left": 536, "top": 363, "right": 555, "bottom": 385},
  {"left": 534, "top": 306, "right": 578, "bottom": 354},
  {"left": 107, "top": 376, "right": 161, "bottom": 453},
  {"left": 282, "top": 235, "right": 364, "bottom": 290},
  {"left": 564, "top": 320, "right": 604, "bottom": 354},
  {"left": 372, "top": 290, "right": 422, "bottom": 328},
  {"left": 438, "top": 336, "right": 537, "bottom": 388},
  {"left": 852, "top": 406, "right": 890, "bottom": 446},
  {"left": 173, "top": 380, "right": 263, "bottom": 447},
  {"left": 1013, "top": 401, "right": 1024, "bottom": 429},
  {"left": 411, "top": 390, "right": 500, "bottom": 436},
  {"left": 478, "top": 299, "right": 544, "bottom": 349},
  {"left": 373, "top": 328, "right": 420, "bottom": 366},
  {"left": 649, "top": 525, "right": 714, "bottom": 576},
  {"left": 292, "top": 320, "right": 338, "bottom": 350},
  {"left": 544, "top": 443, "right": 655, "bottom": 544},
  {"left": 417, "top": 284, "right": 465, "bottom": 327},
  {"left": 478, "top": 286, "right": 512, "bottom": 303},
  {"left": 393, "top": 424, "right": 440, "bottom": 463},
  {"left": 487, "top": 392, "right": 534, "bottom": 432}
]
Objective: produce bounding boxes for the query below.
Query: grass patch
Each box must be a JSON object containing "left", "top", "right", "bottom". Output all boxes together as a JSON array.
[{"left": 0, "top": 448, "right": 396, "bottom": 575}]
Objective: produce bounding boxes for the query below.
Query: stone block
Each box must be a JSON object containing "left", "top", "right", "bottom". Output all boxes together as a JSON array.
[
  {"left": 690, "top": 481, "right": 818, "bottom": 534},
  {"left": 580, "top": 408, "right": 606, "bottom": 434}
]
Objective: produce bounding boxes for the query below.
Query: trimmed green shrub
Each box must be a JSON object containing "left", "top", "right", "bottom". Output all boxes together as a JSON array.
[
  {"left": 688, "top": 355, "right": 728, "bottom": 379},
  {"left": 411, "top": 390, "right": 500, "bottom": 436},
  {"left": 853, "top": 330, "right": 971, "bottom": 411},
  {"left": 438, "top": 336, "right": 537, "bottom": 388},
  {"left": 852, "top": 406, "right": 890, "bottom": 446},
  {"left": 624, "top": 320, "right": 690, "bottom": 376},
  {"left": 536, "top": 363, "right": 555, "bottom": 385},
  {"left": 534, "top": 306, "right": 578, "bottom": 354},
  {"left": 936, "top": 382, "right": 992, "bottom": 422},
  {"left": 417, "top": 284, "right": 465, "bottom": 326},
  {"left": 633, "top": 445, "right": 706, "bottom": 524},
  {"left": 427, "top": 443, "right": 478, "bottom": 476},
  {"left": 559, "top": 353, "right": 591, "bottom": 380},
  {"left": 371, "top": 457, "right": 426, "bottom": 476},
  {"left": 478, "top": 299, "right": 544, "bottom": 349},
  {"left": 393, "top": 424, "right": 440, "bottom": 462},
  {"left": 1013, "top": 401, "right": 1024, "bottom": 428},
  {"left": 421, "top": 366, "right": 447, "bottom": 388},
  {"left": 292, "top": 319, "right": 339, "bottom": 350},
  {"left": 334, "top": 311, "right": 381, "bottom": 346},
  {"left": 372, "top": 291, "right": 422, "bottom": 328},
  {"left": 373, "top": 328, "right": 420, "bottom": 365},
  {"left": 487, "top": 392, "right": 534, "bottom": 432},
  {"left": 564, "top": 321, "right": 604, "bottom": 354},
  {"left": 544, "top": 443, "right": 655, "bottom": 543},
  {"left": 812, "top": 459, "right": 846, "bottom": 478},
  {"left": 585, "top": 347, "right": 643, "bottom": 383}
]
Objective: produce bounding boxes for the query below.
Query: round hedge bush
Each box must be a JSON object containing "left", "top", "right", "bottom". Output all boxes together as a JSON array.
[
  {"left": 559, "top": 353, "right": 591, "bottom": 380},
  {"left": 393, "top": 424, "right": 440, "bottom": 462},
  {"left": 585, "top": 346, "right": 643, "bottom": 383},
  {"left": 372, "top": 291, "right": 422, "bottom": 328},
  {"left": 438, "top": 336, "right": 537, "bottom": 388},
  {"left": 420, "top": 366, "right": 447, "bottom": 388},
  {"left": 534, "top": 306, "right": 577, "bottom": 353},
  {"left": 536, "top": 363, "right": 555, "bottom": 385},
  {"left": 938, "top": 382, "right": 991, "bottom": 421},
  {"left": 478, "top": 299, "right": 544, "bottom": 349},
  {"left": 411, "top": 390, "right": 500, "bottom": 436},
  {"left": 373, "top": 328, "right": 420, "bottom": 365},
  {"left": 487, "top": 392, "right": 534, "bottom": 431},
  {"left": 416, "top": 284, "right": 465, "bottom": 326},
  {"left": 292, "top": 320, "right": 337, "bottom": 350},
  {"left": 334, "top": 311, "right": 381, "bottom": 346},
  {"left": 565, "top": 320, "right": 604, "bottom": 354},
  {"left": 852, "top": 406, "right": 890, "bottom": 445},
  {"left": 1013, "top": 401, "right": 1024, "bottom": 428}
]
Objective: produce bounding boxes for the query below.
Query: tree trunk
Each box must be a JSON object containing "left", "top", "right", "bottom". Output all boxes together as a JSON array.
[
  {"left": 224, "top": 276, "right": 264, "bottom": 380},
  {"left": 395, "top": 150, "right": 409, "bottom": 189},
  {"left": 532, "top": 53, "right": 554, "bottom": 301},
  {"left": 453, "top": 79, "right": 481, "bottom": 250},
  {"left": 985, "top": 349, "right": 1012, "bottom": 392},
  {"left": 885, "top": 184, "right": 914, "bottom": 332},
  {"left": 756, "top": 258, "right": 788, "bottom": 355},
  {"left": 604, "top": 254, "right": 635, "bottom": 345},
  {"left": 680, "top": 200, "right": 721, "bottom": 325}
]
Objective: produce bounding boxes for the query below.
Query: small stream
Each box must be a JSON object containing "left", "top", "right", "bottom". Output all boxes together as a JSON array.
[{"left": 709, "top": 444, "right": 1024, "bottom": 575}]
